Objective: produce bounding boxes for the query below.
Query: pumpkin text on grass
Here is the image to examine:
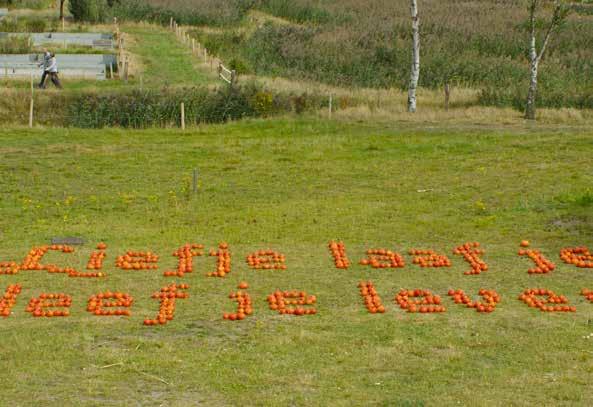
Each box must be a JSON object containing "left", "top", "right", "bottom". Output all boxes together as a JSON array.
[{"left": 0, "top": 241, "right": 592, "bottom": 325}]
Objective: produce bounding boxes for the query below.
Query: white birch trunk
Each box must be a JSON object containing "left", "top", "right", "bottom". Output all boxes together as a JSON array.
[
  {"left": 525, "top": 0, "right": 565, "bottom": 120},
  {"left": 407, "top": 0, "right": 420, "bottom": 113},
  {"left": 525, "top": 1, "right": 538, "bottom": 120}
]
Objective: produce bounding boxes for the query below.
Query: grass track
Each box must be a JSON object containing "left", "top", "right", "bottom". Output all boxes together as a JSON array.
[
  {"left": 0, "top": 119, "right": 592, "bottom": 405},
  {"left": 126, "top": 24, "right": 216, "bottom": 88}
]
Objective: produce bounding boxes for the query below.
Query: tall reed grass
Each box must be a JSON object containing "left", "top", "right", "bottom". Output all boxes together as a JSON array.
[{"left": 111, "top": 0, "right": 593, "bottom": 109}]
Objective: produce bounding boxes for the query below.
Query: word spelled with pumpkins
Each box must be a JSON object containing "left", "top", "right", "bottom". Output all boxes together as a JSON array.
[{"left": 0, "top": 240, "right": 592, "bottom": 325}]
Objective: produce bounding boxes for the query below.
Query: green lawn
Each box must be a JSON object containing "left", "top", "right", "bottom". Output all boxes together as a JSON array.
[
  {"left": 126, "top": 25, "right": 217, "bottom": 88},
  {"left": 0, "top": 119, "right": 592, "bottom": 405}
]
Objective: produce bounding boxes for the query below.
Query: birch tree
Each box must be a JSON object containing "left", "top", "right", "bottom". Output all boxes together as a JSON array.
[
  {"left": 407, "top": 0, "right": 420, "bottom": 113},
  {"left": 525, "top": 0, "right": 569, "bottom": 120}
]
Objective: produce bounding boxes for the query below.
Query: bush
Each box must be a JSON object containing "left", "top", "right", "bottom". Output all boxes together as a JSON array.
[
  {"left": 258, "top": 0, "right": 333, "bottom": 24},
  {"left": 0, "top": 16, "right": 56, "bottom": 32},
  {"left": 69, "top": 0, "right": 111, "bottom": 23},
  {"left": 0, "top": 0, "right": 53, "bottom": 9},
  {"left": 65, "top": 83, "right": 327, "bottom": 128},
  {"left": 0, "top": 35, "right": 31, "bottom": 53},
  {"left": 67, "top": 85, "right": 265, "bottom": 128},
  {"left": 110, "top": 0, "right": 251, "bottom": 26}
]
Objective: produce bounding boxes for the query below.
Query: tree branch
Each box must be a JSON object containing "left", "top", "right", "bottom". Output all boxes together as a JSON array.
[{"left": 537, "top": 1, "right": 565, "bottom": 63}]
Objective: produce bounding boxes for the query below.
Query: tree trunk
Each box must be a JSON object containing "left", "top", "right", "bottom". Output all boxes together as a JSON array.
[
  {"left": 525, "top": 1, "right": 538, "bottom": 120},
  {"left": 407, "top": 0, "right": 420, "bottom": 113},
  {"left": 59, "top": 0, "right": 65, "bottom": 23},
  {"left": 526, "top": 59, "right": 538, "bottom": 120}
]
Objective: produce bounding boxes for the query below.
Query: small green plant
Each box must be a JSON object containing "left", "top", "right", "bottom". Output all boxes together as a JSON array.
[{"left": 251, "top": 91, "right": 274, "bottom": 116}]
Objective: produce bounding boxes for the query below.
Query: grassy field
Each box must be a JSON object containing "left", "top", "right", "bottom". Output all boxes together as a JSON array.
[{"left": 0, "top": 118, "right": 592, "bottom": 405}]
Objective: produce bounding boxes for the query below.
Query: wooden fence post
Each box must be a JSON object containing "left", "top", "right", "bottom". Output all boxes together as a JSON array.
[
  {"left": 203, "top": 48, "right": 207, "bottom": 64},
  {"left": 192, "top": 168, "right": 198, "bottom": 194},
  {"left": 218, "top": 62, "right": 222, "bottom": 79},
  {"left": 192, "top": 39, "right": 195, "bottom": 53},
  {"left": 444, "top": 82, "right": 450, "bottom": 111},
  {"left": 170, "top": 17, "right": 173, "bottom": 30},
  {"left": 328, "top": 94, "right": 333, "bottom": 119},
  {"left": 180, "top": 102, "right": 185, "bottom": 130},
  {"left": 124, "top": 58, "right": 128, "bottom": 82},
  {"left": 29, "top": 97, "right": 34, "bottom": 128}
]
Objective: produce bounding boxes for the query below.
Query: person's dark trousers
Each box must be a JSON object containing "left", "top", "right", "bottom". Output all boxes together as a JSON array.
[
  {"left": 38, "top": 71, "right": 48, "bottom": 88},
  {"left": 49, "top": 72, "right": 62, "bottom": 89}
]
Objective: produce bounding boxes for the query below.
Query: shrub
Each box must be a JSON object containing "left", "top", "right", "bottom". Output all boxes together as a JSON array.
[
  {"left": 0, "top": 0, "right": 53, "bottom": 8},
  {"left": 0, "top": 35, "right": 31, "bottom": 53},
  {"left": 0, "top": 16, "right": 55, "bottom": 32},
  {"left": 258, "top": 0, "right": 333, "bottom": 24},
  {"left": 66, "top": 84, "right": 291, "bottom": 128},
  {"left": 65, "top": 82, "right": 330, "bottom": 128},
  {"left": 69, "top": 0, "right": 111, "bottom": 23},
  {"left": 110, "top": 0, "right": 251, "bottom": 26}
]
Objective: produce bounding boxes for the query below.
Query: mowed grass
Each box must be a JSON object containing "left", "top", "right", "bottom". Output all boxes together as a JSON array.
[
  {"left": 126, "top": 24, "right": 217, "bottom": 88},
  {"left": 0, "top": 119, "right": 592, "bottom": 406}
]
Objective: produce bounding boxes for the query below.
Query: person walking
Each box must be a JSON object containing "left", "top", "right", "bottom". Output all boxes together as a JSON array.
[
  {"left": 45, "top": 53, "right": 62, "bottom": 89},
  {"left": 37, "top": 48, "right": 51, "bottom": 88}
]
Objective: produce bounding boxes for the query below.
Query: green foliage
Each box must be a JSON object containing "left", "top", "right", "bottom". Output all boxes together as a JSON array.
[
  {"left": 159, "top": 0, "right": 593, "bottom": 110},
  {"left": 572, "top": 3, "right": 593, "bottom": 16},
  {"left": 0, "top": 34, "right": 31, "bottom": 53},
  {"left": 68, "top": 0, "right": 111, "bottom": 23},
  {"left": 478, "top": 73, "right": 593, "bottom": 110},
  {"left": 110, "top": 0, "right": 252, "bottom": 26},
  {"left": 65, "top": 83, "right": 325, "bottom": 128},
  {"left": 250, "top": 90, "right": 274, "bottom": 116},
  {"left": 258, "top": 0, "right": 333, "bottom": 24},
  {"left": 556, "top": 189, "right": 593, "bottom": 208},
  {"left": 0, "top": 15, "right": 57, "bottom": 32},
  {"left": 0, "top": 0, "right": 53, "bottom": 9}
]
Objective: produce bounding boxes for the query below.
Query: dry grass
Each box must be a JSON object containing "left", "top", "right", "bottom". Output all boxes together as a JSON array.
[{"left": 247, "top": 74, "right": 593, "bottom": 126}]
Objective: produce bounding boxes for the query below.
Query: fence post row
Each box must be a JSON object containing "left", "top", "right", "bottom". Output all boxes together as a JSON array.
[{"left": 169, "top": 19, "right": 238, "bottom": 89}]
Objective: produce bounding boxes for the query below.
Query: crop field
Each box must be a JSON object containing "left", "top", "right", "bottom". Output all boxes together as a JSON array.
[{"left": 0, "top": 120, "right": 592, "bottom": 405}]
